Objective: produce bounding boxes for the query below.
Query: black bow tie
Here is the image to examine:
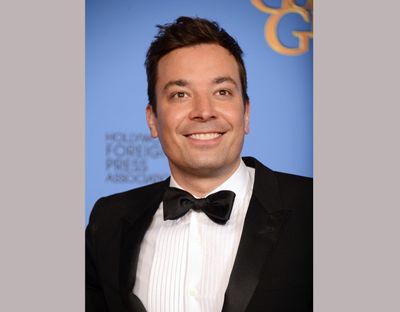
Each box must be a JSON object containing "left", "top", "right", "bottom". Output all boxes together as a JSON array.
[{"left": 162, "top": 187, "right": 236, "bottom": 225}]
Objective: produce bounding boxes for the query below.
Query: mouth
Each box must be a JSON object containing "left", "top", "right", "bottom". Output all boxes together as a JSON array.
[{"left": 185, "top": 132, "right": 224, "bottom": 141}]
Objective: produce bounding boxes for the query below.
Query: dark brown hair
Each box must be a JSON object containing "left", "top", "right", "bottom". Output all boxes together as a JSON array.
[{"left": 145, "top": 16, "right": 249, "bottom": 113}]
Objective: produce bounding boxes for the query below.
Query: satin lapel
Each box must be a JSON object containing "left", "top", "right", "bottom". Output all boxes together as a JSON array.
[
  {"left": 119, "top": 181, "right": 168, "bottom": 312},
  {"left": 222, "top": 157, "right": 291, "bottom": 312}
]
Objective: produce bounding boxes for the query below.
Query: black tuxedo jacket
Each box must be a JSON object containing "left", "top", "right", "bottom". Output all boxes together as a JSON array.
[{"left": 86, "top": 157, "right": 312, "bottom": 312}]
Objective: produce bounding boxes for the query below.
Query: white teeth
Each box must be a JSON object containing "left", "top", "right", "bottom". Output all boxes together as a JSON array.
[{"left": 189, "top": 133, "right": 221, "bottom": 140}]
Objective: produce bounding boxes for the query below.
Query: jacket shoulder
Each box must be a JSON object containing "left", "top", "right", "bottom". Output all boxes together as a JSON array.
[
  {"left": 272, "top": 171, "right": 313, "bottom": 231},
  {"left": 244, "top": 156, "right": 312, "bottom": 211},
  {"left": 88, "top": 179, "right": 168, "bottom": 229},
  {"left": 274, "top": 171, "right": 313, "bottom": 195}
]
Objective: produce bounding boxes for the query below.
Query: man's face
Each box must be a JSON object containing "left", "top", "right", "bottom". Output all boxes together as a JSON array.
[{"left": 146, "top": 43, "right": 250, "bottom": 180}]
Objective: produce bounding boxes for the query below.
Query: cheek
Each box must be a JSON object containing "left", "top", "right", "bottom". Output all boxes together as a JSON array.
[
  {"left": 156, "top": 113, "right": 180, "bottom": 141},
  {"left": 224, "top": 110, "right": 247, "bottom": 129},
  {"left": 164, "top": 108, "right": 188, "bottom": 128}
]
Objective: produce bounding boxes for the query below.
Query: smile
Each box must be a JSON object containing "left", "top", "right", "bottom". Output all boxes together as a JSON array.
[{"left": 187, "top": 132, "right": 222, "bottom": 140}]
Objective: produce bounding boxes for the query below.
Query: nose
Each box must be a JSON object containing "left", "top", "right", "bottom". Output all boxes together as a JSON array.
[{"left": 188, "top": 94, "right": 216, "bottom": 121}]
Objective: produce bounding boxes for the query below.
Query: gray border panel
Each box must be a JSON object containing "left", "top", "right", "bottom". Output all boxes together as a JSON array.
[
  {"left": 0, "top": 1, "right": 84, "bottom": 311},
  {"left": 315, "top": 1, "right": 400, "bottom": 311}
]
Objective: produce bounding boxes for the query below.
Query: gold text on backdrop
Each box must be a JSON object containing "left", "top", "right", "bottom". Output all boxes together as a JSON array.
[{"left": 251, "top": 0, "right": 313, "bottom": 56}]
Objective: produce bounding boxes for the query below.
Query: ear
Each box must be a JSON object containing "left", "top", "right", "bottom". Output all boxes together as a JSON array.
[
  {"left": 146, "top": 105, "right": 159, "bottom": 138},
  {"left": 244, "top": 101, "right": 250, "bottom": 134}
]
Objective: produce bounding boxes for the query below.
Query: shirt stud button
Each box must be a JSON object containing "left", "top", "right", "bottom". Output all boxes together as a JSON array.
[{"left": 189, "top": 287, "right": 198, "bottom": 297}]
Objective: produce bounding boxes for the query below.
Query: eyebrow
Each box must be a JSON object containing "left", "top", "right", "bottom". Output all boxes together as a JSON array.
[
  {"left": 162, "top": 76, "right": 238, "bottom": 91},
  {"left": 213, "top": 76, "right": 238, "bottom": 87},
  {"left": 163, "top": 79, "right": 190, "bottom": 91}
]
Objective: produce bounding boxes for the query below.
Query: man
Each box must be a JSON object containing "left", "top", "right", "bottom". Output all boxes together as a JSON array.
[{"left": 86, "top": 17, "right": 312, "bottom": 312}]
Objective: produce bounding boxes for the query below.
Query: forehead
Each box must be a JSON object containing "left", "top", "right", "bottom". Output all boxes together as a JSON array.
[{"left": 156, "top": 44, "right": 241, "bottom": 87}]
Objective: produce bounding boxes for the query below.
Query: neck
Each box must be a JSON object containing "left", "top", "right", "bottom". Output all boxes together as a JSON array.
[{"left": 170, "top": 160, "right": 241, "bottom": 198}]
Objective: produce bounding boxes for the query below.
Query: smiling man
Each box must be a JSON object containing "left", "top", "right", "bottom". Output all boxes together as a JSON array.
[
  {"left": 146, "top": 43, "right": 249, "bottom": 197},
  {"left": 86, "top": 17, "right": 312, "bottom": 312}
]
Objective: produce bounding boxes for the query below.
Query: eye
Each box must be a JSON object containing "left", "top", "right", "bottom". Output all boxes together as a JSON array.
[
  {"left": 171, "top": 91, "right": 188, "bottom": 99},
  {"left": 216, "top": 89, "right": 232, "bottom": 96}
]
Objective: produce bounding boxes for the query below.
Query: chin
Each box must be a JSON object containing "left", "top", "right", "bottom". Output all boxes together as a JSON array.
[{"left": 185, "top": 157, "right": 238, "bottom": 177}]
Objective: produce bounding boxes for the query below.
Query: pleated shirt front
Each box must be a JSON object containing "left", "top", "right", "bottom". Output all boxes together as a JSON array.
[{"left": 133, "top": 160, "right": 255, "bottom": 312}]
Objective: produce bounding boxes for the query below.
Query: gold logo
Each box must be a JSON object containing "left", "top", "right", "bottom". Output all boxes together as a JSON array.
[{"left": 251, "top": 0, "right": 313, "bottom": 56}]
